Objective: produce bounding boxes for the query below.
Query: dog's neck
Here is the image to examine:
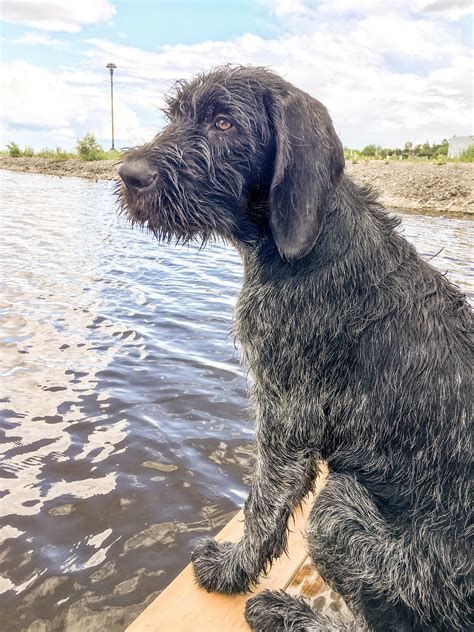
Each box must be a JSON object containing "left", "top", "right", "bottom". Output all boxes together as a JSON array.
[{"left": 236, "top": 174, "right": 401, "bottom": 287}]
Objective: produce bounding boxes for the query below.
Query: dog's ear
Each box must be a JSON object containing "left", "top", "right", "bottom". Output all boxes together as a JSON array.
[{"left": 268, "top": 89, "right": 344, "bottom": 261}]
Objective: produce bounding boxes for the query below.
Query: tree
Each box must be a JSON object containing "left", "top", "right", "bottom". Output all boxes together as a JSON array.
[
  {"left": 361, "top": 144, "right": 377, "bottom": 157},
  {"left": 76, "top": 132, "right": 104, "bottom": 161},
  {"left": 432, "top": 141, "right": 448, "bottom": 157},
  {"left": 418, "top": 141, "right": 432, "bottom": 158},
  {"left": 6, "top": 141, "right": 21, "bottom": 157}
]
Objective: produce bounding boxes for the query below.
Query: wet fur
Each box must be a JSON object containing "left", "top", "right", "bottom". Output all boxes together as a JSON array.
[{"left": 118, "top": 66, "right": 472, "bottom": 631}]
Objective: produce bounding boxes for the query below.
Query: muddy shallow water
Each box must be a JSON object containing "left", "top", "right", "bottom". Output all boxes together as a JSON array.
[{"left": 0, "top": 170, "right": 472, "bottom": 631}]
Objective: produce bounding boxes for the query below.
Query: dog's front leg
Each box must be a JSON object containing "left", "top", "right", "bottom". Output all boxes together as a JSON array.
[{"left": 192, "top": 426, "right": 318, "bottom": 594}]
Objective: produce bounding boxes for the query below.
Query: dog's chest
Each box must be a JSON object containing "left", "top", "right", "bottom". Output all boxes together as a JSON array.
[
  {"left": 235, "top": 275, "right": 322, "bottom": 384},
  {"left": 234, "top": 262, "right": 358, "bottom": 395}
]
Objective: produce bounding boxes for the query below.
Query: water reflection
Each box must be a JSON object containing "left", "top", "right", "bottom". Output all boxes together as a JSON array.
[{"left": 0, "top": 169, "right": 472, "bottom": 630}]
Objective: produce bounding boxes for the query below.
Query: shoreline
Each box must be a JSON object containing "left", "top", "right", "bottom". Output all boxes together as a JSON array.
[{"left": 1, "top": 156, "right": 472, "bottom": 216}]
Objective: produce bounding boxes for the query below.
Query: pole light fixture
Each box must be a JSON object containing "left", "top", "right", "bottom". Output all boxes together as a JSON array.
[{"left": 106, "top": 63, "right": 117, "bottom": 150}]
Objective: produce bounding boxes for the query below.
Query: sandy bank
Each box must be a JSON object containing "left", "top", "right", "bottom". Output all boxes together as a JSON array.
[
  {"left": 1, "top": 156, "right": 472, "bottom": 215},
  {"left": 345, "top": 160, "right": 473, "bottom": 216}
]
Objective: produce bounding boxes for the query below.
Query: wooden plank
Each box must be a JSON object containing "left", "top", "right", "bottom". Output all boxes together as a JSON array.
[
  {"left": 127, "top": 467, "right": 328, "bottom": 632},
  {"left": 286, "top": 557, "right": 325, "bottom": 597},
  {"left": 286, "top": 558, "right": 354, "bottom": 625}
]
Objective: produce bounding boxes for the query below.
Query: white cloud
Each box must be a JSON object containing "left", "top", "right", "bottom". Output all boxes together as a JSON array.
[
  {"left": 270, "top": 0, "right": 307, "bottom": 16},
  {"left": 1, "top": 2, "right": 472, "bottom": 150},
  {"left": 80, "top": 9, "right": 472, "bottom": 148},
  {"left": 417, "top": 0, "right": 473, "bottom": 20},
  {"left": 350, "top": 13, "right": 465, "bottom": 60},
  {"left": 2, "top": 62, "right": 79, "bottom": 128},
  {"left": 0, "top": 61, "right": 145, "bottom": 150},
  {"left": 13, "top": 31, "right": 67, "bottom": 47},
  {"left": 317, "top": 0, "right": 473, "bottom": 20},
  {"left": 1, "top": 0, "right": 116, "bottom": 32}
]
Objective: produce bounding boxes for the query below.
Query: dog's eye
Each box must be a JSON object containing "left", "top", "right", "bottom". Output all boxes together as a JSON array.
[{"left": 214, "top": 116, "right": 233, "bottom": 131}]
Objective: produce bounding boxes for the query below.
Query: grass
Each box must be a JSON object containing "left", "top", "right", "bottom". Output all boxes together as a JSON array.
[
  {"left": 1, "top": 146, "right": 123, "bottom": 161},
  {"left": 3, "top": 136, "right": 123, "bottom": 162},
  {"left": 344, "top": 151, "right": 474, "bottom": 165},
  {"left": 3, "top": 138, "right": 473, "bottom": 164}
]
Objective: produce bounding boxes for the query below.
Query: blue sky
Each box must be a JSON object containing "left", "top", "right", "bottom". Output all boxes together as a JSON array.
[{"left": 1, "top": 0, "right": 472, "bottom": 151}]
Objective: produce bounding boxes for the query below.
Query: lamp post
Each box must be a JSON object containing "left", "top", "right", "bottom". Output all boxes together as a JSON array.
[{"left": 106, "top": 63, "right": 117, "bottom": 150}]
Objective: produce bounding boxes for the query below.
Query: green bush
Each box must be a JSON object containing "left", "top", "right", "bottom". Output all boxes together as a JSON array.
[
  {"left": 53, "top": 147, "right": 71, "bottom": 160},
  {"left": 35, "top": 147, "right": 74, "bottom": 160},
  {"left": 7, "top": 141, "right": 22, "bottom": 157},
  {"left": 22, "top": 146, "right": 34, "bottom": 157},
  {"left": 76, "top": 132, "right": 104, "bottom": 161},
  {"left": 361, "top": 144, "right": 377, "bottom": 157},
  {"left": 459, "top": 144, "right": 474, "bottom": 162},
  {"left": 99, "top": 149, "right": 123, "bottom": 160},
  {"left": 36, "top": 147, "right": 52, "bottom": 158},
  {"left": 433, "top": 144, "right": 448, "bottom": 158}
]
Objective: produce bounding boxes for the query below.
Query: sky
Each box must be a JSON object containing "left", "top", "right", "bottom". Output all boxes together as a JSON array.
[{"left": 0, "top": 0, "right": 472, "bottom": 152}]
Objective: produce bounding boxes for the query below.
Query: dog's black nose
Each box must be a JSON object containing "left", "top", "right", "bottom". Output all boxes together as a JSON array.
[{"left": 118, "top": 159, "right": 155, "bottom": 189}]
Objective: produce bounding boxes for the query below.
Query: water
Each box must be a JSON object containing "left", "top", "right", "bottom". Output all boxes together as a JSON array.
[{"left": 0, "top": 170, "right": 472, "bottom": 631}]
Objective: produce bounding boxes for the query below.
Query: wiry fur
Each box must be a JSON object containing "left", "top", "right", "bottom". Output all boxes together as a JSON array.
[{"left": 118, "top": 66, "right": 473, "bottom": 631}]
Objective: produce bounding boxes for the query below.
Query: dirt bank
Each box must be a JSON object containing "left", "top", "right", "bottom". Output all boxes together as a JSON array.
[
  {"left": 1, "top": 156, "right": 472, "bottom": 215},
  {"left": 345, "top": 160, "right": 473, "bottom": 216},
  {"left": 0, "top": 156, "right": 117, "bottom": 182}
]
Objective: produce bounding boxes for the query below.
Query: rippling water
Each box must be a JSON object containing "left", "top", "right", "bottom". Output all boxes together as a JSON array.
[{"left": 0, "top": 170, "right": 472, "bottom": 631}]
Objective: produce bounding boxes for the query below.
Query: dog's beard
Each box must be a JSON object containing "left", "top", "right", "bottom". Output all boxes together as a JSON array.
[{"left": 116, "top": 171, "right": 240, "bottom": 246}]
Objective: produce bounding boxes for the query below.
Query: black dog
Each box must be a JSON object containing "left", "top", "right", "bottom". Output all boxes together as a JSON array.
[{"left": 118, "top": 66, "right": 472, "bottom": 631}]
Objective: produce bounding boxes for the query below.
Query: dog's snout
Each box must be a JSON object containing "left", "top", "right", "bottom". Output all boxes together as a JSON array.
[{"left": 118, "top": 158, "right": 155, "bottom": 190}]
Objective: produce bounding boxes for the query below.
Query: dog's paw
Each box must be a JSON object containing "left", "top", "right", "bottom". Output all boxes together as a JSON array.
[
  {"left": 245, "top": 590, "right": 318, "bottom": 632},
  {"left": 191, "top": 538, "right": 251, "bottom": 594}
]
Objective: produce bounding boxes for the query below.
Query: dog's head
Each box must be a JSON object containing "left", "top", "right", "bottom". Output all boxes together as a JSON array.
[{"left": 118, "top": 66, "right": 344, "bottom": 261}]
